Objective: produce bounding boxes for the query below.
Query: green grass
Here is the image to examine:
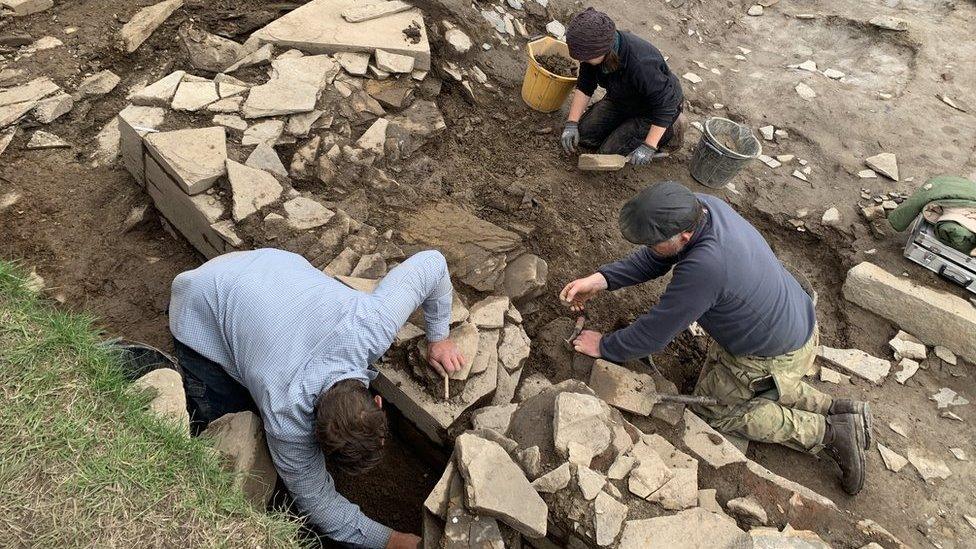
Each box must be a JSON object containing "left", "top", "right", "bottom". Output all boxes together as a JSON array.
[{"left": 0, "top": 261, "right": 302, "bottom": 547}]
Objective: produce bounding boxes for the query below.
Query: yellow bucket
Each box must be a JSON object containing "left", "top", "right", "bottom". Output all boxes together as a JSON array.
[{"left": 521, "top": 36, "right": 578, "bottom": 113}]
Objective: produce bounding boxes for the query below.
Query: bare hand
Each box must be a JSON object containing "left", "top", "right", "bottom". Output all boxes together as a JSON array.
[
  {"left": 427, "top": 338, "right": 465, "bottom": 377},
  {"left": 573, "top": 330, "right": 603, "bottom": 358},
  {"left": 386, "top": 531, "right": 421, "bottom": 549},
  {"left": 559, "top": 273, "right": 608, "bottom": 312}
]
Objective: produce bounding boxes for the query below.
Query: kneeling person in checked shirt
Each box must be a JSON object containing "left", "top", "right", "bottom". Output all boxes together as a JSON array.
[{"left": 168, "top": 248, "right": 465, "bottom": 549}]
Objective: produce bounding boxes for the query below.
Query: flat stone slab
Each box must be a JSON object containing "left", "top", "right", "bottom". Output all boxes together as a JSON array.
[
  {"left": 129, "top": 70, "right": 185, "bottom": 106},
  {"left": 283, "top": 196, "right": 334, "bottom": 230},
  {"left": 877, "top": 443, "right": 908, "bottom": 472},
  {"left": 618, "top": 508, "right": 750, "bottom": 549},
  {"left": 817, "top": 346, "right": 890, "bottom": 384},
  {"left": 171, "top": 79, "right": 220, "bottom": 111},
  {"left": 906, "top": 448, "right": 952, "bottom": 482},
  {"left": 455, "top": 432, "right": 548, "bottom": 538},
  {"left": 226, "top": 160, "right": 283, "bottom": 221},
  {"left": 400, "top": 202, "right": 522, "bottom": 292},
  {"left": 588, "top": 359, "right": 655, "bottom": 416},
  {"left": 682, "top": 409, "right": 747, "bottom": 468},
  {"left": 843, "top": 262, "right": 976, "bottom": 364},
  {"left": 342, "top": 0, "right": 412, "bottom": 22},
  {"left": 553, "top": 391, "right": 611, "bottom": 459},
  {"left": 251, "top": 0, "right": 431, "bottom": 70},
  {"left": 579, "top": 154, "right": 627, "bottom": 171},
  {"left": 120, "top": 0, "right": 184, "bottom": 53},
  {"left": 201, "top": 411, "right": 277, "bottom": 508},
  {"left": 145, "top": 126, "right": 227, "bottom": 194},
  {"left": 242, "top": 79, "right": 318, "bottom": 118},
  {"left": 594, "top": 491, "right": 627, "bottom": 546}
]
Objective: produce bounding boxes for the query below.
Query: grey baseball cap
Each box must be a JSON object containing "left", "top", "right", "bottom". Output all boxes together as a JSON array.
[{"left": 618, "top": 181, "right": 702, "bottom": 245}]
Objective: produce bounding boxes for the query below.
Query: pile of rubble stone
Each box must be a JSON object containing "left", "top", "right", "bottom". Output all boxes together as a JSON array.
[{"left": 422, "top": 378, "right": 850, "bottom": 548}]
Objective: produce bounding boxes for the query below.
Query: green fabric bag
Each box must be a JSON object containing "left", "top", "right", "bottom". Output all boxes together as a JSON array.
[
  {"left": 888, "top": 175, "right": 976, "bottom": 231},
  {"left": 935, "top": 220, "right": 976, "bottom": 255}
]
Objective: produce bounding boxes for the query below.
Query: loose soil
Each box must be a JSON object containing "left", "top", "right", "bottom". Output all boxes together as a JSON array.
[
  {"left": 1, "top": 0, "right": 975, "bottom": 546},
  {"left": 535, "top": 53, "right": 578, "bottom": 78}
]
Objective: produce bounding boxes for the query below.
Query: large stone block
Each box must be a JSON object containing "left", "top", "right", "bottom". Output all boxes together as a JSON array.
[
  {"left": 145, "top": 153, "right": 229, "bottom": 258},
  {"left": 133, "top": 368, "right": 189, "bottom": 434},
  {"left": 201, "top": 411, "right": 277, "bottom": 509},
  {"left": 250, "top": 0, "right": 431, "bottom": 70},
  {"left": 144, "top": 126, "right": 227, "bottom": 194},
  {"left": 455, "top": 433, "right": 548, "bottom": 538},
  {"left": 843, "top": 262, "right": 976, "bottom": 364},
  {"left": 588, "top": 359, "right": 655, "bottom": 416},
  {"left": 118, "top": 105, "right": 167, "bottom": 187}
]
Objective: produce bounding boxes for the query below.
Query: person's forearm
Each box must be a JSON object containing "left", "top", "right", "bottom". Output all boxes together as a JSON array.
[
  {"left": 645, "top": 125, "right": 667, "bottom": 148},
  {"left": 567, "top": 90, "right": 590, "bottom": 123}
]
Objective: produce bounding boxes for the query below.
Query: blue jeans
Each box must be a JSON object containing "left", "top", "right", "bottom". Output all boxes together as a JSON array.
[{"left": 173, "top": 338, "right": 258, "bottom": 435}]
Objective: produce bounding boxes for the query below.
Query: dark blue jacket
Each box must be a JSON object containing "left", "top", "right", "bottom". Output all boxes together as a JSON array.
[
  {"left": 598, "top": 194, "right": 815, "bottom": 362},
  {"left": 576, "top": 31, "right": 683, "bottom": 127}
]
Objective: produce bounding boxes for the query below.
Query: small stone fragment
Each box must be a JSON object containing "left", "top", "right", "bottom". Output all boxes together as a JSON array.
[
  {"left": 870, "top": 15, "right": 909, "bottom": 31},
  {"left": 817, "top": 346, "right": 890, "bottom": 384},
  {"left": 747, "top": 5, "right": 763, "bottom": 16},
  {"left": 906, "top": 448, "right": 952, "bottom": 482},
  {"left": 949, "top": 447, "right": 967, "bottom": 461},
  {"left": 531, "top": 462, "right": 571, "bottom": 493},
  {"left": 795, "top": 82, "right": 816, "bottom": 101},
  {"left": 374, "top": 49, "right": 415, "bottom": 74},
  {"left": 930, "top": 388, "right": 969, "bottom": 409},
  {"left": 26, "top": 130, "right": 70, "bottom": 149},
  {"left": 933, "top": 346, "right": 957, "bottom": 365},
  {"left": 469, "top": 296, "right": 510, "bottom": 329},
  {"left": 865, "top": 152, "right": 899, "bottom": 181},
  {"left": 594, "top": 491, "right": 627, "bottom": 546},
  {"left": 683, "top": 72, "right": 703, "bottom": 84},
  {"left": 726, "top": 495, "right": 768, "bottom": 526},
  {"left": 819, "top": 367, "right": 850, "bottom": 384},
  {"left": 822, "top": 207, "right": 841, "bottom": 227},
  {"left": 877, "top": 443, "right": 908, "bottom": 472},
  {"left": 894, "top": 358, "right": 919, "bottom": 384}
]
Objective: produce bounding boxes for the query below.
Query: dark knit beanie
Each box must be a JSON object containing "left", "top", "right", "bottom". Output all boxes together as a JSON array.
[
  {"left": 566, "top": 8, "right": 617, "bottom": 61},
  {"left": 619, "top": 182, "right": 703, "bottom": 245}
]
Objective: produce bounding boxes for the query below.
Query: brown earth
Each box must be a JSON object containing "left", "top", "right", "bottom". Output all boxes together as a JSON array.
[
  {"left": 1, "top": 0, "right": 975, "bottom": 546},
  {"left": 535, "top": 53, "right": 578, "bottom": 78}
]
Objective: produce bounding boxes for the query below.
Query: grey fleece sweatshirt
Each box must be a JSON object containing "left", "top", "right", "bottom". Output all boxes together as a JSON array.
[{"left": 597, "top": 194, "right": 815, "bottom": 362}]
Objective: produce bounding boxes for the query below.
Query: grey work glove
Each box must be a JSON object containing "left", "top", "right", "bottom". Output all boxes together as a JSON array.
[
  {"left": 561, "top": 121, "right": 580, "bottom": 154},
  {"left": 628, "top": 143, "right": 657, "bottom": 165}
]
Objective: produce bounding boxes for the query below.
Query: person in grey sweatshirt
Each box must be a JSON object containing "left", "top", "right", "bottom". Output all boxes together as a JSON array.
[{"left": 560, "top": 181, "right": 871, "bottom": 495}]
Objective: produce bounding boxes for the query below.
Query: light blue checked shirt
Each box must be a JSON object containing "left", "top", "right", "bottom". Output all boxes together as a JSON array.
[{"left": 169, "top": 248, "right": 453, "bottom": 548}]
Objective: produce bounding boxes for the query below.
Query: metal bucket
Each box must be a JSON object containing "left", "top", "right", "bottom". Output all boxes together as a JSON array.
[{"left": 689, "top": 117, "right": 761, "bottom": 188}]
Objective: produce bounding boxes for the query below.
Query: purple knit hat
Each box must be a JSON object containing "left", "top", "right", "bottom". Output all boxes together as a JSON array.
[{"left": 566, "top": 8, "right": 617, "bottom": 61}]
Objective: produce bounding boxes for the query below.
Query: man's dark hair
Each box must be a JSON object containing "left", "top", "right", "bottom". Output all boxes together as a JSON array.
[{"left": 314, "top": 379, "right": 388, "bottom": 476}]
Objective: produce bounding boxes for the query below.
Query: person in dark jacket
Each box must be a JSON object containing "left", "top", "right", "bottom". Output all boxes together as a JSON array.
[
  {"left": 559, "top": 8, "right": 687, "bottom": 164},
  {"left": 560, "top": 182, "right": 872, "bottom": 495}
]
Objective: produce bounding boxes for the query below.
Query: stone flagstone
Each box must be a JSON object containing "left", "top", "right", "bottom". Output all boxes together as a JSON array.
[
  {"left": 894, "top": 358, "right": 919, "bottom": 384},
  {"left": 242, "top": 119, "right": 285, "bottom": 146},
  {"left": 906, "top": 448, "right": 952, "bottom": 482},
  {"left": 243, "top": 79, "right": 318, "bottom": 118},
  {"left": 618, "top": 508, "right": 750, "bottom": 549},
  {"left": 26, "top": 130, "right": 70, "bottom": 149},
  {"left": 682, "top": 409, "right": 747, "bottom": 468},
  {"left": 145, "top": 126, "right": 227, "bottom": 194},
  {"left": 589, "top": 359, "right": 656, "bottom": 416},
  {"left": 531, "top": 462, "right": 571, "bottom": 493},
  {"left": 594, "top": 491, "right": 627, "bottom": 546},
  {"left": 628, "top": 439, "right": 673, "bottom": 499},
  {"left": 120, "top": 0, "right": 184, "bottom": 53},
  {"left": 335, "top": 52, "right": 371, "bottom": 75},
  {"left": 129, "top": 70, "right": 185, "bottom": 106},
  {"left": 553, "top": 392, "right": 611, "bottom": 459},
  {"left": 250, "top": 0, "right": 431, "bottom": 70},
  {"left": 576, "top": 465, "right": 605, "bottom": 500},
  {"left": 283, "top": 196, "right": 334, "bottom": 231},
  {"left": 245, "top": 143, "right": 288, "bottom": 178},
  {"left": 469, "top": 296, "right": 509, "bottom": 329},
  {"left": 843, "top": 262, "right": 976, "bottom": 364},
  {"left": 817, "top": 346, "right": 890, "bottom": 384},
  {"left": 877, "top": 443, "right": 907, "bottom": 472},
  {"left": 226, "top": 160, "right": 283, "bottom": 221},
  {"left": 455, "top": 433, "right": 547, "bottom": 538},
  {"left": 865, "top": 152, "right": 899, "bottom": 181},
  {"left": 171, "top": 79, "right": 220, "bottom": 111}
]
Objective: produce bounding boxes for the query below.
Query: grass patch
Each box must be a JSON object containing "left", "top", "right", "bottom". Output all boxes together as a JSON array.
[{"left": 0, "top": 261, "right": 302, "bottom": 547}]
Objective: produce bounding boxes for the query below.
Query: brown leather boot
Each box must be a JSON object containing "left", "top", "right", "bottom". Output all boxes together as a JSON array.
[
  {"left": 661, "top": 112, "right": 688, "bottom": 153},
  {"left": 824, "top": 413, "right": 866, "bottom": 495},
  {"left": 829, "top": 398, "right": 872, "bottom": 449}
]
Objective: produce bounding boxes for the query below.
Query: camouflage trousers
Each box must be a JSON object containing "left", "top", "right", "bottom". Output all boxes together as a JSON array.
[{"left": 691, "top": 327, "right": 831, "bottom": 453}]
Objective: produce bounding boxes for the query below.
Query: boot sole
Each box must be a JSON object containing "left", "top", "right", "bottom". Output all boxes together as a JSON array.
[
  {"left": 848, "top": 414, "right": 867, "bottom": 495},
  {"left": 860, "top": 402, "right": 873, "bottom": 450}
]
